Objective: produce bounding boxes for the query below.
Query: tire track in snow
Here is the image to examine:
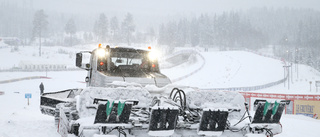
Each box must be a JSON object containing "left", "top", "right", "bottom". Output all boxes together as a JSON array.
[{"left": 223, "top": 54, "right": 242, "bottom": 83}]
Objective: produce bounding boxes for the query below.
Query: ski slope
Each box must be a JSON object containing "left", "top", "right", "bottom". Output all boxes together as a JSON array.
[
  {"left": 163, "top": 51, "right": 284, "bottom": 88},
  {"left": 1, "top": 45, "right": 320, "bottom": 137}
]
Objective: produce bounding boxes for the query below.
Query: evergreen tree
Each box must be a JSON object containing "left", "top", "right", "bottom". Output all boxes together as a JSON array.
[
  {"left": 110, "top": 16, "right": 119, "bottom": 43},
  {"left": 93, "top": 13, "right": 108, "bottom": 42},
  {"left": 64, "top": 18, "right": 77, "bottom": 46},
  {"left": 147, "top": 27, "right": 156, "bottom": 42},
  {"left": 121, "top": 13, "right": 135, "bottom": 45},
  {"left": 32, "top": 9, "right": 48, "bottom": 56},
  {"left": 166, "top": 21, "right": 178, "bottom": 47},
  {"left": 158, "top": 23, "right": 167, "bottom": 45},
  {"left": 176, "top": 18, "right": 188, "bottom": 47},
  {"left": 189, "top": 17, "right": 199, "bottom": 46}
]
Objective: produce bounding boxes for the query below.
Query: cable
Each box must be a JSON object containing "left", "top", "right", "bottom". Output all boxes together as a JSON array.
[
  {"left": 107, "top": 126, "right": 127, "bottom": 137},
  {"left": 170, "top": 88, "right": 186, "bottom": 111},
  {"left": 232, "top": 102, "right": 253, "bottom": 127},
  {"left": 170, "top": 88, "right": 202, "bottom": 124},
  {"left": 265, "top": 128, "right": 273, "bottom": 137}
]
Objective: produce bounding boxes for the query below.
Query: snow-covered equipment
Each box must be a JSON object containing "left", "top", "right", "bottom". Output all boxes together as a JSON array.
[
  {"left": 198, "top": 108, "right": 229, "bottom": 136},
  {"left": 248, "top": 100, "right": 289, "bottom": 137},
  {"left": 40, "top": 44, "right": 289, "bottom": 137},
  {"left": 76, "top": 45, "right": 171, "bottom": 87}
]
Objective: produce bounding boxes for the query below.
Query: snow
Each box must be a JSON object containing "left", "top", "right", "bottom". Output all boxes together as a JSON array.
[
  {"left": 1, "top": 45, "right": 320, "bottom": 137},
  {"left": 148, "top": 130, "right": 175, "bottom": 136},
  {"left": 163, "top": 51, "right": 284, "bottom": 88}
]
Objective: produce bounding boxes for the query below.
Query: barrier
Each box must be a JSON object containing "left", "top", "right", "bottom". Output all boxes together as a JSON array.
[
  {"left": 0, "top": 76, "right": 51, "bottom": 84},
  {"left": 240, "top": 92, "right": 320, "bottom": 119},
  {"left": 0, "top": 68, "right": 80, "bottom": 72}
]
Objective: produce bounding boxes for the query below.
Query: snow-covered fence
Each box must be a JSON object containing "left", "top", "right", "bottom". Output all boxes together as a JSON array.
[
  {"left": 0, "top": 60, "right": 81, "bottom": 72},
  {"left": 0, "top": 76, "right": 51, "bottom": 84},
  {"left": 0, "top": 67, "right": 80, "bottom": 72},
  {"left": 203, "top": 74, "right": 288, "bottom": 91}
]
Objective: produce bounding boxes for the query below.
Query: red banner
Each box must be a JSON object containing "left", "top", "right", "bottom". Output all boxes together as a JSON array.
[{"left": 240, "top": 92, "right": 320, "bottom": 101}]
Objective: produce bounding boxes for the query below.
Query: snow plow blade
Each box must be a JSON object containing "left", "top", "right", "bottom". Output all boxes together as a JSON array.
[
  {"left": 148, "top": 106, "right": 179, "bottom": 136},
  {"left": 40, "top": 89, "right": 82, "bottom": 116},
  {"left": 198, "top": 108, "right": 229, "bottom": 136}
]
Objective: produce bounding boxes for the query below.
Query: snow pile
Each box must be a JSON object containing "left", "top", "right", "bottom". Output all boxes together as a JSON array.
[
  {"left": 0, "top": 40, "right": 9, "bottom": 48},
  {"left": 186, "top": 89, "right": 246, "bottom": 119},
  {"left": 78, "top": 87, "right": 152, "bottom": 118}
]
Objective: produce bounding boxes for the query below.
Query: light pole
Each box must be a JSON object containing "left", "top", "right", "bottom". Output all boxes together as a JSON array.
[
  {"left": 286, "top": 50, "right": 289, "bottom": 65},
  {"left": 283, "top": 65, "right": 291, "bottom": 90},
  {"left": 283, "top": 66, "right": 286, "bottom": 87},
  {"left": 295, "top": 48, "right": 299, "bottom": 78},
  {"left": 291, "top": 62, "right": 293, "bottom": 84},
  {"left": 45, "top": 65, "right": 48, "bottom": 77}
]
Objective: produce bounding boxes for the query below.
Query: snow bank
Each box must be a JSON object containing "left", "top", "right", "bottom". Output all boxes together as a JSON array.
[
  {"left": 78, "top": 87, "right": 152, "bottom": 118},
  {"left": 186, "top": 89, "right": 246, "bottom": 118}
]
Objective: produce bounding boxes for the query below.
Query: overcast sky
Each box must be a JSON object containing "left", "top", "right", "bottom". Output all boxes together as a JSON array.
[{"left": 15, "top": 0, "right": 320, "bottom": 15}]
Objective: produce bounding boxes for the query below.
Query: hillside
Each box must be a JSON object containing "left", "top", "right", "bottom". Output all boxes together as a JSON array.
[{"left": 1, "top": 45, "right": 320, "bottom": 137}]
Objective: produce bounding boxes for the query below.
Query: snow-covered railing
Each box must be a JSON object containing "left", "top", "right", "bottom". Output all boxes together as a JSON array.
[
  {"left": 0, "top": 76, "right": 51, "bottom": 84},
  {"left": 202, "top": 73, "right": 288, "bottom": 91},
  {"left": 0, "top": 67, "right": 80, "bottom": 72}
]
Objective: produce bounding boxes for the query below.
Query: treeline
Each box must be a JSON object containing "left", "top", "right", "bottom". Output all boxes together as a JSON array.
[
  {"left": 1, "top": 2, "right": 320, "bottom": 70},
  {"left": 158, "top": 12, "right": 266, "bottom": 50}
]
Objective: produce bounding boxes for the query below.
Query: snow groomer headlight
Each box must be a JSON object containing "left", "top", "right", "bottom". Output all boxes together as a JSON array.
[
  {"left": 97, "top": 44, "right": 108, "bottom": 58},
  {"left": 148, "top": 47, "right": 158, "bottom": 61}
]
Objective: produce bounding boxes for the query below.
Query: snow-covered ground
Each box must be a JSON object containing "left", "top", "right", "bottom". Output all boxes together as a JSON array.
[
  {"left": 163, "top": 51, "right": 284, "bottom": 88},
  {"left": 1, "top": 45, "right": 320, "bottom": 137}
]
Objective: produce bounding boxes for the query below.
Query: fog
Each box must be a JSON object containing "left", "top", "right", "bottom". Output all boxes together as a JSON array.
[
  {"left": 23, "top": 0, "right": 320, "bottom": 14},
  {"left": 1, "top": 0, "right": 320, "bottom": 72}
]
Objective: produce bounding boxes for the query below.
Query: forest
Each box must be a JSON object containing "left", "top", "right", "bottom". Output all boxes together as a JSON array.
[{"left": 1, "top": 2, "right": 320, "bottom": 71}]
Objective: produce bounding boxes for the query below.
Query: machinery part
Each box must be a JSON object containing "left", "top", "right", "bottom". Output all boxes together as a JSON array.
[
  {"left": 148, "top": 107, "right": 179, "bottom": 136},
  {"left": 252, "top": 100, "right": 286, "bottom": 123},
  {"left": 75, "top": 45, "right": 171, "bottom": 87},
  {"left": 94, "top": 101, "right": 133, "bottom": 124},
  {"left": 198, "top": 108, "right": 229, "bottom": 136}
]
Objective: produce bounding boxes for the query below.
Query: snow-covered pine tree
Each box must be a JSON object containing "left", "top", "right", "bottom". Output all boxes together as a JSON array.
[
  {"left": 32, "top": 9, "right": 48, "bottom": 56},
  {"left": 64, "top": 18, "right": 77, "bottom": 46},
  {"left": 121, "top": 13, "right": 135, "bottom": 46},
  {"left": 110, "top": 16, "right": 120, "bottom": 44},
  {"left": 93, "top": 13, "right": 108, "bottom": 42}
]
